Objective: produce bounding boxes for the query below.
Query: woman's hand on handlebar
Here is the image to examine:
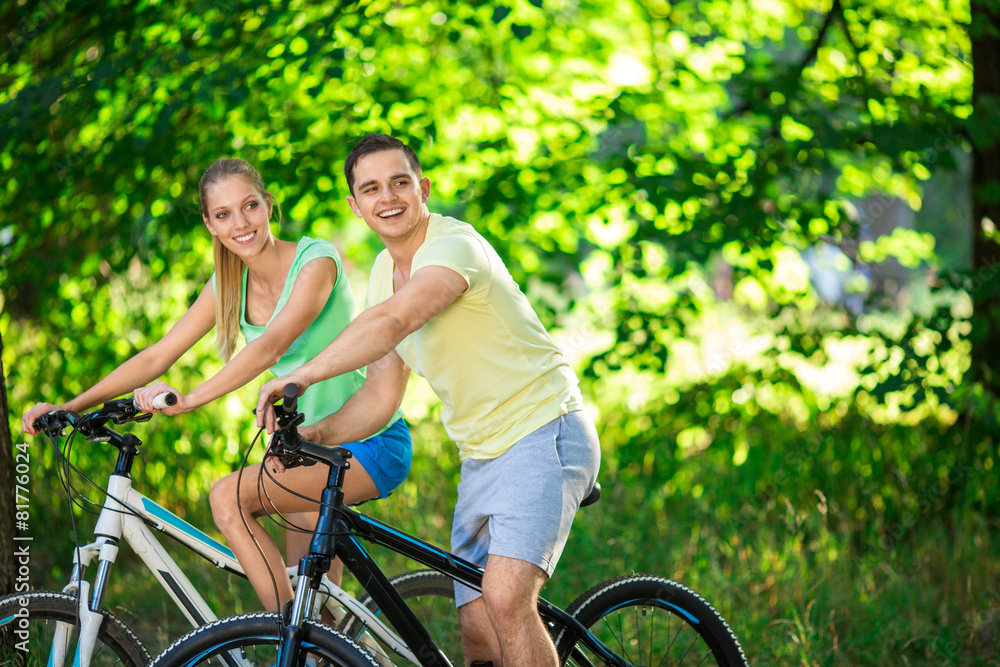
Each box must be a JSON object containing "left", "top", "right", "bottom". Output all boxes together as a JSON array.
[
  {"left": 22, "top": 402, "right": 63, "bottom": 435},
  {"left": 134, "top": 381, "right": 188, "bottom": 415}
]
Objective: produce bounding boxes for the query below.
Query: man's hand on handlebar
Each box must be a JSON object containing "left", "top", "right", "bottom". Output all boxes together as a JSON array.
[{"left": 256, "top": 374, "right": 311, "bottom": 432}]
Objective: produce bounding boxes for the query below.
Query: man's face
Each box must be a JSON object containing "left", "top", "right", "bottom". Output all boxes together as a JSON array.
[{"left": 347, "top": 148, "right": 430, "bottom": 242}]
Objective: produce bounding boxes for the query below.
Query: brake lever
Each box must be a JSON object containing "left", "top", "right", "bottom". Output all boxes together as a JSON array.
[
  {"left": 282, "top": 451, "right": 318, "bottom": 468},
  {"left": 273, "top": 411, "right": 306, "bottom": 441},
  {"left": 36, "top": 423, "right": 66, "bottom": 438},
  {"left": 34, "top": 411, "right": 80, "bottom": 437},
  {"left": 267, "top": 430, "right": 317, "bottom": 470}
]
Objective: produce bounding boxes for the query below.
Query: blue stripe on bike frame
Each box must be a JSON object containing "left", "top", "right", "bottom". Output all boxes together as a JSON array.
[
  {"left": 0, "top": 614, "right": 14, "bottom": 626},
  {"left": 349, "top": 535, "right": 370, "bottom": 557},
  {"left": 141, "top": 497, "right": 236, "bottom": 561},
  {"left": 604, "top": 598, "right": 701, "bottom": 625},
  {"left": 356, "top": 514, "right": 482, "bottom": 576}
]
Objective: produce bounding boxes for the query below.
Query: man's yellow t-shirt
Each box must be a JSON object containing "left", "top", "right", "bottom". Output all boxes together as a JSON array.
[{"left": 365, "top": 214, "right": 584, "bottom": 460}]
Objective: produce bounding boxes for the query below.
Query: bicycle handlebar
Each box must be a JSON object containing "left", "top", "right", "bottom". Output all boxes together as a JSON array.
[
  {"left": 267, "top": 383, "right": 351, "bottom": 470},
  {"left": 32, "top": 392, "right": 177, "bottom": 434},
  {"left": 281, "top": 383, "right": 300, "bottom": 414}
]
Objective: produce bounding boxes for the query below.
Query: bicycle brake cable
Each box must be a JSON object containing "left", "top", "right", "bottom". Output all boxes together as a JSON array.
[
  {"left": 233, "top": 425, "right": 289, "bottom": 613},
  {"left": 50, "top": 422, "right": 92, "bottom": 599},
  {"left": 56, "top": 422, "right": 141, "bottom": 519},
  {"left": 52, "top": 416, "right": 151, "bottom": 561}
]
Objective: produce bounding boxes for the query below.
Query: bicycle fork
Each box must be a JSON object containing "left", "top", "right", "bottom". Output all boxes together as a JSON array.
[
  {"left": 279, "top": 576, "right": 315, "bottom": 667},
  {"left": 277, "top": 462, "right": 346, "bottom": 667},
  {"left": 54, "top": 474, "right": 133, "bottom": 667},
  {"left": 54, "top": 539, "right": 119, "bottom": 667}
]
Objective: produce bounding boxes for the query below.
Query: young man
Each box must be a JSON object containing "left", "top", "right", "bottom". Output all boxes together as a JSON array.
[{"left": 257, "top": 133, "right": 601, "bottom": 666}]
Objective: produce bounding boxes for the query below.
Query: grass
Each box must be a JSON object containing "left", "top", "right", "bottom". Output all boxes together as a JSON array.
[
  {"left": 31, "top": 468, "right": 999, "bottom": 666},
  {"left": 24, "top": 403, "right": 1000, "bottom": 666}
]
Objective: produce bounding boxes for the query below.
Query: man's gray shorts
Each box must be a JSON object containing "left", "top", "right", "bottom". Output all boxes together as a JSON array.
[{"left": 451, "top": 410, "right": 601, "bottom": 607}]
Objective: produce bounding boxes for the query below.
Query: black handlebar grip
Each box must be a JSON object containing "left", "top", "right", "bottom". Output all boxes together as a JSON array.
[{"left": 281, "top": 383, "right": 300, "bottom": 413}]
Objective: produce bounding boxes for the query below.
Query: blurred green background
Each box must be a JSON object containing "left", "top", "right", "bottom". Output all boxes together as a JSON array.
[{"left": 2, "top": 0, "right": 999, "bottom": 664}]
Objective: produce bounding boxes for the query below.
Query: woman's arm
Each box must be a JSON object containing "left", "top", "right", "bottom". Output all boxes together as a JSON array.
[
  {"left": 152, "top": 257, "right": 337, "bottom": 415},
  {"left": 22, "top": 282, "right": 217, "bottom": 433}
]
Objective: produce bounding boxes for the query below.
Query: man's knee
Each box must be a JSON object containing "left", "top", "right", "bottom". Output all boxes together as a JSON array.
[
  {"left": 481, "top": 557, "right": 547, "bottom": 627},
  {"left": 481, "top": 583, "right": 538, "bottom": 628}
]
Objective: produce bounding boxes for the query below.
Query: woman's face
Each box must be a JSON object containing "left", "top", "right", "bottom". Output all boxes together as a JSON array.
[{"left": 202, "top": 176, "right": 273, "bottom": 257}]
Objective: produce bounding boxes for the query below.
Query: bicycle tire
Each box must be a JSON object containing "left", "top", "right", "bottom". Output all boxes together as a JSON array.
[
  {"left": 149, "top": 612, "right": 379, "bottom": 667},
  {"left": 343, "top": 569, "right": 461, "bottom": 666},
  {"left": 555, "top": 575, "right": 748, "bottom": 667},
  {"left": 0, "top": 590, "right": 149, "bottom": 666}
]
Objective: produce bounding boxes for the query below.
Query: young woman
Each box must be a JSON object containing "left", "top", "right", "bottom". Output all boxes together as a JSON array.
[{"left": 21, "top": 158, "right": 412, "bottom": 612}]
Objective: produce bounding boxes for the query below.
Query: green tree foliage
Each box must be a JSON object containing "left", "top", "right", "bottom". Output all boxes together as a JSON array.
[
  {"left": 2, "top": 0, "right": 997, "bottom": 663},
  {"left": 0, "top": 333, "right": 14, "bottom": 596},
  {"left": 969, "top": 0, "right": 1000, "bottom": 387}
]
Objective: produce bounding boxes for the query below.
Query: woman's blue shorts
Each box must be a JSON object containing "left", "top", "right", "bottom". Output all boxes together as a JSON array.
[{"left": 342, "top": 418, "right": 412, "bottom": 498}]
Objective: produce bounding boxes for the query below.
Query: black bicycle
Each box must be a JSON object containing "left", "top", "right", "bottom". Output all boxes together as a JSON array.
[{"left": 149, "top": 385, "right": 748, "bottom": 667}]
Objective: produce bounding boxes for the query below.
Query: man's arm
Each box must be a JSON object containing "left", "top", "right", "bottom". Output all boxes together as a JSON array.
[
  {"left": 256, "top": 265, "right": 467, "bottom": 427},
  {"left": 300, "top": 349, "right": 410, "bottom": 446}
]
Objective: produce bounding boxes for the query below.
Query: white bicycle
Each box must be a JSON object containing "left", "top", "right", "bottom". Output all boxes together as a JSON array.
[{"left": 0, "top": 396, "right": 457, "bottom": 666}]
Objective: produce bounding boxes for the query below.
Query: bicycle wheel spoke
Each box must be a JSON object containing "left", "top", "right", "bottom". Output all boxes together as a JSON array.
[
  {"left": 635, "top": 605, "right": 643, "bottom": 662},
  {"left": 675, "top": 629, "right": 701, "bottom": 665},
  {"left": 657, "top": 603, "right": 672, "bottom": 667},
  {"left": 695, "top": 651, "right": 714, "bottom": 666},
  {"left": 647, "top": 606, "right": 654, "bottom": 665},
  {"left": 598, "top": 613, "right": 631, "bottom": 663},
  {"left": 559, "top": 576, "right": 746, "bottom": 667}
]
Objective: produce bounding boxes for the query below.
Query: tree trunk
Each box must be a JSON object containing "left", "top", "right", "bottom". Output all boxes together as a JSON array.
[
  {"left": 0, "top": 332, "right": 17, "bottom": 596},
  {"left": 970, "top": 0, "right": 1000, "bottom": 393}
]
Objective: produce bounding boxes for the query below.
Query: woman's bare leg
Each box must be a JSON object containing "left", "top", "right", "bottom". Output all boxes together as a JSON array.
[{"left": 211, "top": 461, "right": 379, "bottom": 612}]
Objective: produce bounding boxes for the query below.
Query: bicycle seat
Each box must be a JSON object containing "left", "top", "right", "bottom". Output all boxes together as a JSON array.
[{"left": 580, "top": 482, "right": 601, "bottom": 508}]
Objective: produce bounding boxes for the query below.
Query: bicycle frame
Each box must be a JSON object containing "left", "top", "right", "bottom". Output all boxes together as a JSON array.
[
  {"left": 258, "top": 397, "right": 627, "bottom": 667},
  {"left": 54, "top": 468, "right": 243, "bottom": 666},
  {"left": 323, "top": 503, "right": 630, "bottom": 667},
  {"left": 43, "top": 420, "right": 431, "bottom": 667}
]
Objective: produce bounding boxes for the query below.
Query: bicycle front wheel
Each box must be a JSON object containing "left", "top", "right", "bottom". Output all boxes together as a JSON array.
[
  {"left": 149, "top": 613, "right": 379, "bottom": 667},
  {"left": 556, "top": 575, "right": 747, "bottom": 667},
  {"left": 0, "top": 591, "right": 149, "bottom": 666}
]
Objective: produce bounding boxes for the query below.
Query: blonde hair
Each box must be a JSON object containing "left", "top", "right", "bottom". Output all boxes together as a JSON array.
[{"left": 199, "top": 158, "right": 281, "bottom": 362}]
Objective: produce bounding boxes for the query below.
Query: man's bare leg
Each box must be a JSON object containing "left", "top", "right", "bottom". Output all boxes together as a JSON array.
[
  {"left": 458, "top": 597, "right": 501, "bottom": 664},
  {"left": 458, "top": 555, "right": 556, "bottom": 667}
]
